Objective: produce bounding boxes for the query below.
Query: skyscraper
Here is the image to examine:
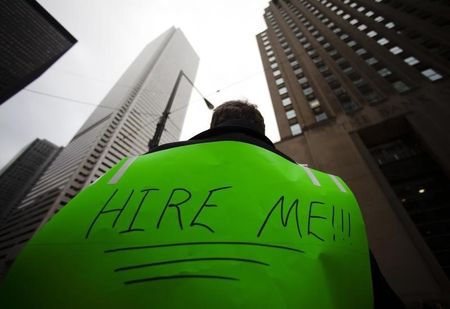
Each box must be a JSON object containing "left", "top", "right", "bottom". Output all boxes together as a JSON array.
[
  {"left": 0, "top": 0, "right": 77, "bottom": 104},
  {"left": 0, "top": 139, "right": 61, "bottom": 219},
  {"left": 257, "top": 0, "right": 449, "bottom": 306},
  {"left": 0, "top": 139, "right": 61, "bottom": 277},
  {"left": 0, "top": 27, "right": 199, "bottom": 278}
]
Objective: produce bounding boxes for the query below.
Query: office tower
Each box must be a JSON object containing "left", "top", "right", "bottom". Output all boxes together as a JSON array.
[
  {"left": 0, "top": 0, "right": 77, "bottom": 104},
  {"left": 0, "top": 27, "right": 199, "bottom": 278},
  {"left": 0, "top": 139, "right": 61, "bottom": 277},
  {"left": 257, "top": 0, "right": 449, "bottom": 306},
  {"left": 0, "top": 139, "right": 61, "bottom": 219}
]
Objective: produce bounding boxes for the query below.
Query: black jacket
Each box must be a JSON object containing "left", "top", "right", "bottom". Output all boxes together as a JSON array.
[{"left": 148, "top": 121, "right": 405, "bottom": 308}]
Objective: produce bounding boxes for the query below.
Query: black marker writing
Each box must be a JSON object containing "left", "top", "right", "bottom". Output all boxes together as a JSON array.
[
  {"left": 257, "top": 196, "right": 302, "bottom": 238},
  {"left": 120, "top": 188, "right": 159, "bottom": 234},
  {"left": 157, "top": 188, "right": 192, "bottom": 230},
  {"left": 307, "top": 201, "right": 326, "bottom": 242},
  {"left": 85, "top": 189, "right": 133, "bottom": 239},
  {"left": 190, "top": 186, "right": 232, "bottom": 233}
]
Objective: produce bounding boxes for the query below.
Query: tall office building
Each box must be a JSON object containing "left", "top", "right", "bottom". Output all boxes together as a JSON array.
[
  {"left": 257, "top": 0, "right": 449, "bottom": 306},
  {"left": 0, "top": 139, "right": 61, "bottom": 219},
  {"left": 0, "top": 139, "right": 61, "bottom": 277},
  {"left": 0, "top": 0, "right": 77, "bottom": 104},
  {"left": 0, "top": 27, "right": 199, "bottom": 278}
]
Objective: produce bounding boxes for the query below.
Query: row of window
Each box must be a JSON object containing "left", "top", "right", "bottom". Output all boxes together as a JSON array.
[
  {"left": 264, "top": 12, "right": 303, "bottom": 136},
  {"left": 269, "top": 9, "right": 330, "bottom": 122},
  {"left": 317, "top": 0, "right": 444, "bottom": 82},
  {"left": 284, "top": 3, "right": 384, "bottom": 111},
  {"left": 295, "top": 0, "right": 413, "bottom": 94}
]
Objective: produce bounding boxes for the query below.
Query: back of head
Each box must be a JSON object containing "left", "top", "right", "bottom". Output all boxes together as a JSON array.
[{"left": 210, "top": 100, "right": 265, "bottom": 135}]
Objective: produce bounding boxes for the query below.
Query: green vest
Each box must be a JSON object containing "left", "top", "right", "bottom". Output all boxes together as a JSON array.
[{"left": 1, "top": 141, "right": 373, "bottom": 308}]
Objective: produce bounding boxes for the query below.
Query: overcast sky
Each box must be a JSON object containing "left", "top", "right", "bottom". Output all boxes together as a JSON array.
[{"left": 0, "top": 0, "right": 278, "bottom": 170}]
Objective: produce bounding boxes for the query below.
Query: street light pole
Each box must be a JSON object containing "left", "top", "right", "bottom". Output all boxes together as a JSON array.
[{"left": 148, "top": 70, "right": 214, "bottom": 151}]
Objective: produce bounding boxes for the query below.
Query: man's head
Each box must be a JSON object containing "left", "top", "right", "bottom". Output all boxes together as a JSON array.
[{"left": 210, "top": 100, "right": 265, "bottom": 134}]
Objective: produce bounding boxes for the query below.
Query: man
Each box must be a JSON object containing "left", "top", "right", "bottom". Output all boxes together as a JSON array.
[
  {"left": 1, "top": 100, "right": 403, "bottom": 308},
  {"left": 148, "top": 100, "right": 404, "bottom": 308}
]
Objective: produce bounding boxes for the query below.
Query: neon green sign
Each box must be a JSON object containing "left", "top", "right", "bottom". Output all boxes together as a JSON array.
[{"left": 1, "top": 141, "right": 373, "bottom": 308}]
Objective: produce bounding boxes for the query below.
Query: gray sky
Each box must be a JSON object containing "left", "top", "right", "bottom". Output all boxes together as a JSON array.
[{"left": 0, "top": 0, "right": 278, "bottom": 170}]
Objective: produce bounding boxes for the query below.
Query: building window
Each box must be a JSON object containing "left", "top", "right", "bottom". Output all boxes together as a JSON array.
[
  {"left": 358, "top": 24, "right": 367, "bottom": 31},
  {"left": 389, "top": 46, "right": 403, "bottom": 55},
  {"left": 268, "top": 56, "right": 276, "bottom": 62},
  {"left": 290, "top": 60, "right": 299, "bottom": 67},
  {"left": 275, "top": 77, "right": 284, "bottom": 85},
  {"left": 377, "top": 37, "right": 389, "bottom": 46},
  {"left": 357, "top": 6, "right": 365, "bottom": 12},
  {"left": 315, "top": 112, "right": 328, "bottom": 122},
  {"left": 392, "top": 80, "right": 411, "bottom": 93},
  {"left": 350, "top": 18, "right": 358, "bottom": 25},
  {"left": 366, "top": 57, "right": 378, "bottom": 65},
  {"left": 336, "top": 9, "right": 343, "bottom": 15},
  {"left": 279, "top": 87, "right": 288, "bottom": 95},
  {"left": 365, "top": 10, "right": 374, "bottom": 17},
  {"left": 273, "top": 69, "right": 281, "bottom": 76},
  {"left": 294, "top": 69, "right": 303, "bottom": 77},
  {"left": 343, "top": 14, "right": 351, "bottom": 20},
  {"left": 385, "top": 22, "right": 395, "bottom": 29},
  {"left": 282, "top": 97, "right": 292, "bottom": 106},
  {"left": 309, "top": 99, "right": 320, "bottom": 109},
  {"left": 375, "top": 16, "right": 384, "bottom": 22},
  {"left": 421, "top": 68, "right": 443, "bottom": 81},
  {"left": 329, "top": 49, "right": 338, "bottom": 57},
  {"left": 286, "top": 109, "right": 297, "bottom": 119},
  {"left": 377, "top": 68, "right": 392, "bottom": 77},
  {"left": 347, "top": 40, "right": 357, "bottom": 47},
  {"left": 367, "top": 30, "right": 378, "bottom": 38},
  {"left": 290, "top": 123, "right": 302, "bottom": 136},
  {"left": 404, "top": 56, "right": 420, "bottom": 66},
  {"left": 271, "top": 63, "right": 278, "bottom": 69},
  {"left": 303, "top": 87, "right": 314, "bottom": 96},
  {"left": 298, "top": 77, "right": 308, "bottom": 84},
  {"left": 267, "top": 50, "right": 274, "bottom": 56}
]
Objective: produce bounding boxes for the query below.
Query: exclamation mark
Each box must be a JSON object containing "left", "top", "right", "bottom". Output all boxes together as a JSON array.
[{"left": 332, "top": 205, "right": 336, "bottom": 241}]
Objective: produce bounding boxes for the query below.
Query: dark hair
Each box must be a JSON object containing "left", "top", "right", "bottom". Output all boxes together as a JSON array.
[{"left": 210, "top": 100, "right": 265, "bottom": 134}]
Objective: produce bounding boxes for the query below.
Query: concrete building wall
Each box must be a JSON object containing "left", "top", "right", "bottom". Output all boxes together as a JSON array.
[{"left": 257, "top": 0, "right": 450, "bottom": 306}]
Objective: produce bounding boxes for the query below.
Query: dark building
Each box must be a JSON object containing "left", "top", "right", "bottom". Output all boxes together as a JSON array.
[
  {"left": 0, "top": 0, "right": 77, "bottom": 104},
  {"left": 0, "top": 27, "right": 199, "bottom": 280},
  {"left": 0, "top": 139, "right": 61, "bottom": 219},
  {"left": 257, "top": 0, "right": 450, "bottom": 306},
  {"left": 0, "top": 139, "right": 61, "bottom": 276}
]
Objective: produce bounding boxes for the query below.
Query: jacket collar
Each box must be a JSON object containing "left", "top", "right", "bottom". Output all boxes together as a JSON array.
[{"left": 190, "top": 119, "right": 274, "bottom": 148}]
